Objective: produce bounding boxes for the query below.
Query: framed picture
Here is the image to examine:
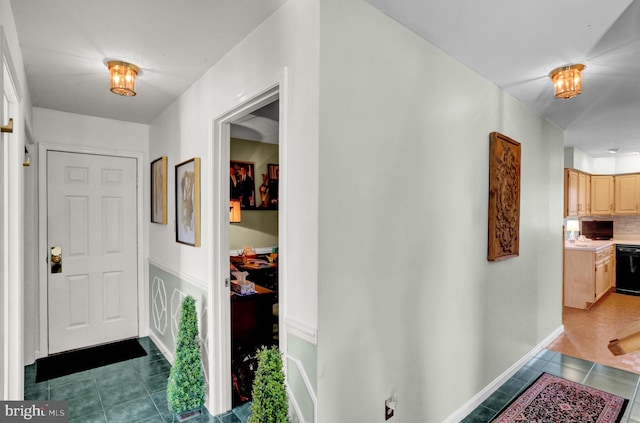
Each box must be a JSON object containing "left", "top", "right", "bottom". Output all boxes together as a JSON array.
[
  {"left": 151, "top": 156, "right": 167, "bottom": 224},
  {"left": 487, "top": 132, "right": 521, "bottom": 261},
  {"left": 260, "top": 163, "right": 279, "bottom": 210},
  {"left": 175, "top": 157, "right": 201, "bottom": 246},
  {"left": 230, "top": 160, "right": 255, "bottom": 209}
]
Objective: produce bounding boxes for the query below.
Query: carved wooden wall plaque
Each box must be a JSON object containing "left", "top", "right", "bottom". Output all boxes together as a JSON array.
[{"left": 488, "top": 132, "right": 521, "bottom": 261}]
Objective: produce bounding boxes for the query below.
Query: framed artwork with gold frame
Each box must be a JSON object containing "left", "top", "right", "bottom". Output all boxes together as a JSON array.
[
  {"left": 175, "top": 157, "right": 201, "bottom": 247},
  {"left": 151, "top": 156, "right": 167, "bottom": 224},
  {"left": 488, "top": 132, "right": 521, "bottom": 261}
]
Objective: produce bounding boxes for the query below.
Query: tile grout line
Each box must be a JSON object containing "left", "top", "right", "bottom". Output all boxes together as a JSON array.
[
  {"left": 140, "top": 368, "right": 167, "bottom": 422},
  {"left": 90, "top": 373, "right": 109, "bottom": 423},
  {"left": 580, "top": 361, "right": 596, "bottom": 385}
]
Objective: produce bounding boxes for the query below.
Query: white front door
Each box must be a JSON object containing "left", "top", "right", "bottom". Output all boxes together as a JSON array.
[{"left": 47, "top": 151, "right": 138, "bottom": 354}]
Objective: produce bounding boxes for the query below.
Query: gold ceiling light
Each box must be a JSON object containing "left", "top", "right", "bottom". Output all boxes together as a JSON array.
[
  {"left": 549, "top": 64, "right": 585, "bottom": 99},
  {"left": 107, "top": 61, "right": 139, "bottom": 96}
]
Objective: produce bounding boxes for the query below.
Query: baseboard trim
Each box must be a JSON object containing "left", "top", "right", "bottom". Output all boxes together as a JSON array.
[
  {"left": 442, "top": 325, "right": 565, "bottom": 423},
  {"left": 147, "top": 331, "right": 175, "bottom": 364}
]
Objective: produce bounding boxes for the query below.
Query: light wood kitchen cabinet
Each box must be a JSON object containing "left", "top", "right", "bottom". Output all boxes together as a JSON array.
[
  {"left": 582, "top": 173, "right": 591, "bottom": 215},
  {"left": 564, "top": 169, "right": 590, "bottom": 216},
  {"left": 564, "top": 244, "right": 615, "bottom": 309},
  {"left": 565, "top": 169, "right": 579, "bottom": 217},
  {"left": 614, "top": 174, "right": 640, "bottom": 215},
  {"left": 583, "top": 173, "right": 591, "bottom": 216},
  {"left": 591, "top": 175, "right": 614, "bottom": 216}
]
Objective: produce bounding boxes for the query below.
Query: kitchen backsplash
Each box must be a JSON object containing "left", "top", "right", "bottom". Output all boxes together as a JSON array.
[{"left": 582, "top": 216, "right": 640, "bottom": 237}]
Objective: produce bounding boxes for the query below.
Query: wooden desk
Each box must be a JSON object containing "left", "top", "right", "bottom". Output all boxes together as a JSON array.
[
  {"left": 232, "top": 258, "right": 278, "bottom": 292},
  {"left": 231, "top": 285, "right": 275, "bottom": 349}
]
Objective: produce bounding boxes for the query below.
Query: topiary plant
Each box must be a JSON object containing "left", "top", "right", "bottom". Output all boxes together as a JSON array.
[
  {"left": 167, "top": 296, "right": 206, "bottom": 420},
  {"left": 249, "top": 346, "right": 288, "bottom": 423}
]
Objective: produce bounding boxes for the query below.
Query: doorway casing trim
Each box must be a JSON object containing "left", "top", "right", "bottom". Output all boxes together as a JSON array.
[
  {"left": 1, "top": 25, "right": 26, "bottom": 399},
  {"left": 37, "top": 143, "right": 147, "bottom": 359},
  {"left": 209, "top": 70, "right": 288, "bottom": 414}
]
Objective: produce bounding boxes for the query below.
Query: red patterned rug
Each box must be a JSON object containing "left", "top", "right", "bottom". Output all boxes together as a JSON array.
[{"left": 491, "top": 373, "right": 628, "bottom": 423}]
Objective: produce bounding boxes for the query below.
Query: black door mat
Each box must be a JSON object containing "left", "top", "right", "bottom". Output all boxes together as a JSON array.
[{"left": 35, "top": 338, "right": 147, "bottom": 382}]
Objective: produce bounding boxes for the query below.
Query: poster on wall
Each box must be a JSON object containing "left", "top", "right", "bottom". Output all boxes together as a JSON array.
[
  {"left": 258, "top": 163, "right": 279, "bottom": 210},
  {"left": 175, "top": 157, "right": 201, "bottom": 247},
  {"left": 487, "top": 132, "right": 521, "bottom": 261},
  {"left": 230, "top": 160, "right": 255, "bottom": 209}
]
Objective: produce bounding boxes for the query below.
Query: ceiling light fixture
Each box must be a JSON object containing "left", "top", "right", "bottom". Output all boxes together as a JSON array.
[
  {"left": 107, "top": 61, "right": 139, "bottom": 96},
  {"left": 608, "top": 148, "right": 619, "bottom": 154},
  {"left": 549, "top": 64, "right": 585, "bottom": 99}
]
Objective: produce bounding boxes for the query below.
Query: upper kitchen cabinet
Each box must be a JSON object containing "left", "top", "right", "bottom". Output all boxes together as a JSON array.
[
  {"left": 591, "top": 175, "right": 614, "bottom": 216},
  {"left": 565, "top": 169, "right": 590, "bottom": 217},
  {"left": 565, "top": 169, "right": 578, "bottom": 217},
  {"left": 581, "top": 172, "right": 590, "bottom": 216},
  {"left": 614, "top": 174, "right": 640, "bottom": 215}
]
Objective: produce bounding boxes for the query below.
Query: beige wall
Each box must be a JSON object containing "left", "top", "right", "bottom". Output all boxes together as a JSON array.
[{"left": 317, "top": 0, "right": 564, "bottom": 421}]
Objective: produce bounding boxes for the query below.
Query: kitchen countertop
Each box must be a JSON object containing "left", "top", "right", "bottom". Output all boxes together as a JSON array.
[{"left": 565, "top": 238, "right": 640, "bottom": 251}]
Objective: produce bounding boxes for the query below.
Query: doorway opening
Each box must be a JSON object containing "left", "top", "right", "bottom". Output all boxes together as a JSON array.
[
  {"left": 210, "top": 84, "right": 284, "bottom": 414},
  {"left": 228, "top": 100, "right": 280, "bottom": 407}
]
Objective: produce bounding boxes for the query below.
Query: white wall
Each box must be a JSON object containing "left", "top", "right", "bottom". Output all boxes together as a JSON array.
[
  {"left": 613, "top": 155, "right": 640, "bottom": 174},
  {"left": 565, "top": 146, "right": 640, "bottom": 175},
  {"left": 149, "top": 0, "right": 318, "bottom": 327},
  {"left": 317, "top": 1, "right": 564, "bottom": 421},
  {"left": 565, "top": 147, "right": 596, "bottom": 172},
  {"left": 147, "top": 0, "right": 319, "bottom": 414},
  {"left": 32, "top": 108, "right": 149, "bottom": 151}
]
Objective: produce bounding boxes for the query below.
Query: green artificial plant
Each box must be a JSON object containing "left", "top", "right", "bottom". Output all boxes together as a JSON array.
[
  {"left": 249, "top": 346, "right": 288, "bottom": 423},
  {"left": 167, "top": 295, "right": 206, "bottom": 418}
]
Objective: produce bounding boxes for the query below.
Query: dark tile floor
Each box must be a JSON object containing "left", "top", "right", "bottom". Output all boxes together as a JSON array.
[
  {"left": 30, "top": 337, "right": 639, "bottom": 422},
  {"left": 23, "top": 337, "right": 249, "bottom": 423},
  {"left": 462, "top": 349, "right": 640, "bottom": 422}
]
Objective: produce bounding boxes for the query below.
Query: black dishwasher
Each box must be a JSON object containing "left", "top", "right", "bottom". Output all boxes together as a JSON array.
[{"left": 616, "top": 244, "right": 640, "bottom": 295}]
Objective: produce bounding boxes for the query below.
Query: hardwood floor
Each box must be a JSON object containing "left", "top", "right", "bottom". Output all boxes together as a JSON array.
[{"left": 548, "top": 291, "right": 640, "bottom": 374}]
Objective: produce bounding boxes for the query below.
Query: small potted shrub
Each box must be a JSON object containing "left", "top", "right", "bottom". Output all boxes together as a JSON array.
[
  {"left": 249, "top": 346, "right": 288, "bottom": 423},
  {"left": 167, "top": 296, "right": 206, "bottom": 422}
]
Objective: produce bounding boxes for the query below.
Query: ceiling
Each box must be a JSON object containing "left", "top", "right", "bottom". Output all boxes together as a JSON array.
[
  {"left": 9, "top": 0, "right": 287, "bottom": 129},
  {"left": 10, "top": 0, "right": 640, "bottom": 157},
  {"left": 230, "top": 100, "right": 280, "bottom": 144},
  {"left": 365, "top": 0, "right": 640, "bottom": 158}
]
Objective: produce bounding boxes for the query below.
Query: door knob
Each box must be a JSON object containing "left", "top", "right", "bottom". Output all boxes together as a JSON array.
[
  {"left": 1, "top": 118, "right": 13, "bottom": 133},
  {"left": 50, "top": 246, "right": 62, "bottom": 273}
]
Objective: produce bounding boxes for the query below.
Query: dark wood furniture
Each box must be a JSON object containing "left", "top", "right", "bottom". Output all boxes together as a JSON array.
[
  {"left": 231, "top": 285, "right": 276, "bottom": 349},
  {"left": 232, "top": 259, "right": 278, "bottom": 291},
  {"left": 230, "top": 284, "right": 277, "bottom": 406}
]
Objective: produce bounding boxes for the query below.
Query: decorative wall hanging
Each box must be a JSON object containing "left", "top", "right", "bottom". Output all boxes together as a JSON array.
[
  {"left": 151, "top": 156, "right": 167, "bottom": 224},
  {"left": 175, "top": 158, "right": 201, "bottom": 246},
  {"left": 488, "top": 132, "right": 521, "bottom": 261}
]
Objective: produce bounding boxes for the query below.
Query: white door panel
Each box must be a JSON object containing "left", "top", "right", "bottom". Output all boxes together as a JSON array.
[{"left": 47, "top": 151, "right": 138, "bottom": 354}]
